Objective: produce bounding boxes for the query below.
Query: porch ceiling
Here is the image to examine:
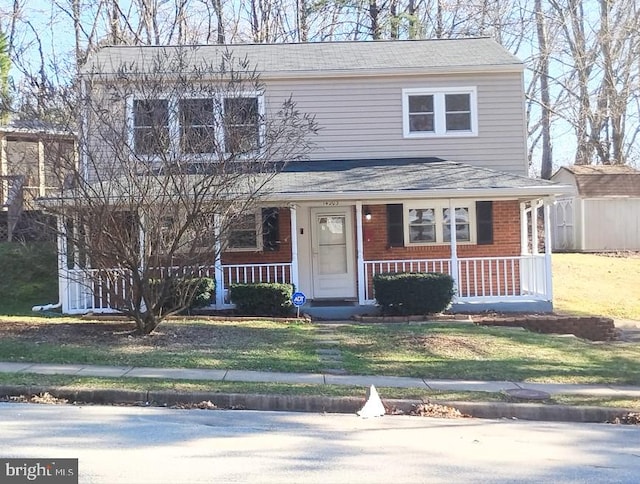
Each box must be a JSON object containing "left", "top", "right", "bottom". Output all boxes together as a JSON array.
[{"left": 266, "top": 158, "right": 574, "bottom": 201}]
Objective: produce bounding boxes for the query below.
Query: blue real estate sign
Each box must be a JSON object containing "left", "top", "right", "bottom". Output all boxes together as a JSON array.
[{"left": 291, "top": 292, "right": 306, "bottom": 307}]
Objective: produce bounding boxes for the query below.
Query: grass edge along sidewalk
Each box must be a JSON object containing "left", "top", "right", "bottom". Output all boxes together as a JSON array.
[{"left": 1, "top": 318, "right": 640, "bottom": 385}]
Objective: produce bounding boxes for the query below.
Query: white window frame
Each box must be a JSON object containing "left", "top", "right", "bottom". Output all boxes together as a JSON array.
[
  {"left": 127, "top": 92, "right": 265, "bottom": 159},
  {"left": 225, "top": 210, "right": 263, "bottom": 252},
  {"left": 402, "top": 87, "right": 478, "bottom": 138},
  {"left": 129, "top": 97, "right": 171, "bottom": 156},
  {"left": 222, "top": 93, "right": 265, "bottom": 156},
  {"left": 404, "top": 201, "right": 477, "bottom": 246}
]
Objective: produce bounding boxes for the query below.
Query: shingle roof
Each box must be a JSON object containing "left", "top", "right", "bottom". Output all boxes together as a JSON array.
[
  {"left": 265, "top": 158, "right": 567, "bottom": 199},
  {"left": 84, "top": 38, "right": 522, "bottom": 77},
  {"left": 555, "top": 165, "right": 640, "bottom": 198}
]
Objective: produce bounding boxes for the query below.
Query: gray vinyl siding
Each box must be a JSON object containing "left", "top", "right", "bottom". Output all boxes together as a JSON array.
[
  {"left": 84, "top": 69, "right": 527, "bottom": 180},
  {"left": 261, "top": 71, "right": 527, "bottom": 174}
]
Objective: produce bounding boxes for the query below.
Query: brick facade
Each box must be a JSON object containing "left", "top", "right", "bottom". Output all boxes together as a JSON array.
[
  {"left": 221, "top": 207, "right": 292, "bottom": 264},
  {"left": 362, "top": 200, "right": 521, "bottom": 260}
]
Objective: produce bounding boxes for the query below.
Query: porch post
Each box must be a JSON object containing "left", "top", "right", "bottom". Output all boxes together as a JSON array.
[
  {"left": 37, "top": 137, "right": 46, "bottom": 197},
  {"left": 520, "top": 202, "right": 529, "bottom": 255},
  {"left": 543, "top": 198, "right": 554, "bottom": 302},
  {"left": 213, "top": 213, "right": 225, "bottom": 307},
  {"left": 289, "top": 204, "right": 299, "bottom": 289},
  {"left": 1, "top": 135, "right": 7, "bottom": 200},
  {"left": 57, "top": 215, "right": 69, "bottom": 313},
  {"left": 448, "top": 200, "right": 459, "bottom": 297},
  {"left": 531, "top": 200, "right": 540, "bottom": 255},
  {"left": 355, "top": 201, "right": 366, "bottom": 305}
]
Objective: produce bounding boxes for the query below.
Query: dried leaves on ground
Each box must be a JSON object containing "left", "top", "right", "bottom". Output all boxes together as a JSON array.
[{"left": 409, "top": 403, "right": 470, "bottom": 419}]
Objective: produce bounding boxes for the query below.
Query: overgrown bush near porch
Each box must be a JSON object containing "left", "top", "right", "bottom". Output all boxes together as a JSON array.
[
  {"left": 152, "top": 277, "right": 215, "bottom": 314},
  {"left": 230, "top": 283, "right": 294, "bottom": 316},
  {"left": 374, "top": 272, "right": 455, "bottom": 315}
]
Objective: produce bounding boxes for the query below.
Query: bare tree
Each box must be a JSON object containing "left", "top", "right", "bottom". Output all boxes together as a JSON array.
[
  {"left": 535, "top": 0, "right": 553, "bottom": 178},
  {"left": 44, "top": 48, "right": 317, "bottom": 334}
]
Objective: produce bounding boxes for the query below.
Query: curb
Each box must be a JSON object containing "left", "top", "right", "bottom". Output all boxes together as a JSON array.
[{"left": 0, "top": 385, "right": 635, "bottom": 424}]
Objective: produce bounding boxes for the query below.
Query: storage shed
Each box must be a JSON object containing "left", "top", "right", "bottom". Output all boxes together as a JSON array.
[{"left": 551, "top": 165, "right": 640, "bottom": 251}]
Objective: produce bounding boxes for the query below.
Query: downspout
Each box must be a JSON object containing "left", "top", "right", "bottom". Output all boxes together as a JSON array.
[{"left": 33, "top": 215, "right": 67, "bottom": 313}]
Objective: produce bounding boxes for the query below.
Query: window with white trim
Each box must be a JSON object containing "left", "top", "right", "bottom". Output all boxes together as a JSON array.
[
  {"left": 227, "top": 212, "right": 262, "bottom": 251},
  {"left": 133, "top": 99, "right": 169, "bottom": 154},
  {"left": 130, "top": 94, "right": 263, "bottom": 157},
  {"left": 404, "top": 202, "right": 476, "bottom": 245},
  {"left": 179, "top": 98, "right": 217, "bottom": 154},
  {"left": 402, "top": 87, "right": 477, "bottom": 137},
  {"left": 223, "top": 97, "right": 260, "bottom": 154}
]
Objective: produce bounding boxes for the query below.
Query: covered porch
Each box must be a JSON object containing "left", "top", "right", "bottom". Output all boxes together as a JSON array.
[
  {"left": 60, "top": 197, "right": 554, "bottom": 315},
  {"left": 56, "top": 158, "right": 571, "bottom": 316}
]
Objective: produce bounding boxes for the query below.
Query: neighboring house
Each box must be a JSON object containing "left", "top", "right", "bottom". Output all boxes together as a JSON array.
[
  {"left": 551, "top": 164, "right": 640, "bottom": 252},
  {"left": 0, "top": 121, "right": 76, "bottom": 241},
  {"left": 56, "top": 38, "right": 571, "bottom": 316}
]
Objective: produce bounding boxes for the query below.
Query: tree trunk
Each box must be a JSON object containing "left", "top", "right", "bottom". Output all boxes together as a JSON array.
[{"left": 535, "top": 0, "right": 553, "bottom": 179}]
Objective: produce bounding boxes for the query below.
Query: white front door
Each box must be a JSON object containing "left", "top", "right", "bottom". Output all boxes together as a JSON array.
[{"left": 310, "top": 207, "right": 356, "bottom": 299}]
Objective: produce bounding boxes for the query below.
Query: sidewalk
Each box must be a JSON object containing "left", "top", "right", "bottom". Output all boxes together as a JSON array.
[{"left": 2, "top": 361, "right": 640, "bottom": 398}]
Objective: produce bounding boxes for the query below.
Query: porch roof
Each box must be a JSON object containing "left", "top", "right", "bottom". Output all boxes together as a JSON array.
[{"left": 265, "top": 158, "right": 573, "bottom": 201}]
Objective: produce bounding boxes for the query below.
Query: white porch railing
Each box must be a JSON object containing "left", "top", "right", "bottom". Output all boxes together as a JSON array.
[
  {"left": 63, "top": 262, "right": 293, "bottom": 314},
  {"left": 363, "top": 255, "right": 549, "bottom": 303},
  {"left": 63, "top": 256, "right": 547, "bottom": 314}
]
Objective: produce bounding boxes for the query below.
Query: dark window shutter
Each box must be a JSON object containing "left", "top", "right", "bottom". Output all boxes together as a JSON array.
[
  {"left": 262, "top": 207, "right": 280, "bottom": 251},
  {"left": 386, "top": 204, "right": 404, "bottom": 247},
  {"left": 476, "top": 201, "right": 493, "bottom": 245}
]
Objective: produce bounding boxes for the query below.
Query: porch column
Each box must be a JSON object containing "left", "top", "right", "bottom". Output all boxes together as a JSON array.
[
  {"left": 520, "top": 202, "right": 529, "bottom": 255},
  {"left": 57, "top": 215, "right": 69, "bottom": 313},
  {"left": 213, "top": 213, "right": 225, "bottom": 307},
  {"left": 355, "top": 201, "right": 366, "bottom": 305},
  {"left": 1, "top": 135, "right": 7, "bottom": 206},
  {"left": 448, "top": 200, "right": 459, "bottom": 297},
  {"left": 543, "top": 198, "right": 554, "bottom": 302},
  {"left": 138, "top": 212, "right": 145, "bottom": 272},
  {"left": 38, "top": 138, "right": 46, "bottom": 197},
  {"left": 531, "top": 200, "right": 540, "bottom": 255},
  {"left": 289, "top": 204, "right": 299, "bottom": 289}
]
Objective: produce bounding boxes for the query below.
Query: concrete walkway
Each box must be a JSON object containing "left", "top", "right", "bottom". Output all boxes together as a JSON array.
[{"left": 2, "top": 361, "right": 640, "bottom": 398}]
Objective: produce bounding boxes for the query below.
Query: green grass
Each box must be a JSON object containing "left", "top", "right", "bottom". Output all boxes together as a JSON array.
[
  {"left": 0, "top": 319, "right": 321, "bottom": 373},
  {"left": 2, "top": 319, "right": 640, "bottom": 385},
  {"left": 335, "top": 323, "right": 640, "bottom": 385},
  {"left": 0, "top": 242, "right": 58, "bottom": 315},
  {"left": 1, "top": 373, "right": 638, "bottom": 411},
  {"left": 553, "top": 253, "right": 640, "bottom": 320}
]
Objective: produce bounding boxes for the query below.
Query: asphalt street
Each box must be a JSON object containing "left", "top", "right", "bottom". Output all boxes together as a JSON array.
[{"left": 1, "top": 402, "right": 639, "bottom": 483}]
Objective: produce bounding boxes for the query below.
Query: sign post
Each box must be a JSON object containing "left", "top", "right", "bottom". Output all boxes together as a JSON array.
[{"left": 291, "top": 291, "right": 306, "bottom": 318}]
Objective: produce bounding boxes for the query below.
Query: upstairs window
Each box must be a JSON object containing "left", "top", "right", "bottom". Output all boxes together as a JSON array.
[
  {"left": 179, "top": 99, "right": 216, "bottom": 154},
  {"left": 224, "top": 97, "right": 260, "bottom": 154},
  {"left": 130, "top": 94, "right": 263, "bottom": 157},
  {"left": 133, "top": 100, "right": 169, "bottom": 154},
  {"left": 402, "top": 87, "right": 477, "bottom": 137}
]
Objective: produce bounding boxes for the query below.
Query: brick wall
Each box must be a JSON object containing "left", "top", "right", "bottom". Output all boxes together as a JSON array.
[
  {"left": 362, "top": 200, "right": 521, "bottom": 260},
  {"left": 221, "top": 207, "right": 292, "bottom": 265},
  {"left": 362, "top": 200, "right": 522, "bottom": 298},
  {"left": 474, "top": 315, "right": 617, "bottom": 341}
]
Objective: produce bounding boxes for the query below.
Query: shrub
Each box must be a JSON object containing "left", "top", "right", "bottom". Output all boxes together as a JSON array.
[
  {"left": 373, "top": 272, "right": 455, "bottom": 315},
  {"left": 151, "top": 277, "right": 215, "bottom": 313},
  {"left": 229, "top": 283, "right": 294, "bottom": 316}
]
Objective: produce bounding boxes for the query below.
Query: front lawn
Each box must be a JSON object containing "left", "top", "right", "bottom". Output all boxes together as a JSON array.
[
  {"left": 0, "top": 318, "right": 320, "bottom": 373},
  {"left": 1, "top": 318, "right": 640, "bottom": 385},
  {"left": 552, "top": 253, "right": 640, "bottom": 320},
  {"left": 335, "top": 323, "right": 640, "bottom": 385}
]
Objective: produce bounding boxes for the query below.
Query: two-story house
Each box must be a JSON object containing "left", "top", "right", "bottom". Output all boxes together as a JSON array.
[{"left": 53, "top": 38, "right": 570, "bottom": 317}]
